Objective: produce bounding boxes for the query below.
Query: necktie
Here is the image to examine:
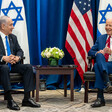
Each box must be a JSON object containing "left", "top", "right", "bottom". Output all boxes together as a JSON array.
[
  {"left": 104, "top": 36, "right": 111, "bottom": 62},
  {"left": 5, "top": 36, "right": 11, "bottom": 70}
]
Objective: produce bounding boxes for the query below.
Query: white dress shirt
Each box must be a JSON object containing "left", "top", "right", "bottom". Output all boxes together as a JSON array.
[
  {"left": 0, "top": 31, "right": 11, "bottom": 56},
  {"left": 106, "top": 35, "right": 112, "bottom": 61}
]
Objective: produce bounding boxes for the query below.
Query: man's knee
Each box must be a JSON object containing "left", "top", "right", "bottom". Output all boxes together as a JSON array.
[
  {"left": 0, "top": 65, "right": 10, "bottom": 78},
  {"left": 1, "top": 65, "right": 10, "bottom": 71},
  {"left": 96, "top": 53, "right": 103, "bottom": 58},
  {"left": 96, "top": 53, "right": 105, "bottom": 62},
  {"left": 24, "top": 64, "right": 33, "bottom": 70}
]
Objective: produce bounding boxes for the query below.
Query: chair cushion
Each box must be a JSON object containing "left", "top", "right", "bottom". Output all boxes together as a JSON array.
[
  {"left": 10, "top": 73, "right": 23, "bottom": 83},
  {"left": 83, "top": 71, "right": 95, "bottom": 81},
  {"left": 84, "top": 71, "right": 112, "bottom": 81}
]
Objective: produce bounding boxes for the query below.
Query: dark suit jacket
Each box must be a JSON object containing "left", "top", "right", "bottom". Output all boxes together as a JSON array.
[
  {"left": 0, "top": 34, "right": 24, "bottom": 64},
  {"left": 88, "top": 34, "right": 108, "bottom": 57}
]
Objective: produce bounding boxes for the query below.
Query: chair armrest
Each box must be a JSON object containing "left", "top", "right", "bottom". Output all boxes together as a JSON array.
[
  {"left": 87, "top": 56, "right": 94, "bottom": 60},
  {"left": 87, "top": 56, "right": 94, "bottom": 71},
  {"left": 20, "top": 57, "right": 25, "bottom": 64}
]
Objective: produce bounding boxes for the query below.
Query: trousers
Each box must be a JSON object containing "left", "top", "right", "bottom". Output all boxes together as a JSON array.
[
  {"left": 94, "top": 53, "right": 112, "bottom": 89},
  {"left": 0, "top": 63, "right": 35, "bottom": 92}
]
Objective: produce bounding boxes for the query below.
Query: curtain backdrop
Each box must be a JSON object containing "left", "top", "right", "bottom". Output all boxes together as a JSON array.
[
  {"left": 0, "top": 0, "right": 100, "bottom": 90},
  {"left": 22, "top": 0, "right": 100, "bottom": 90}
]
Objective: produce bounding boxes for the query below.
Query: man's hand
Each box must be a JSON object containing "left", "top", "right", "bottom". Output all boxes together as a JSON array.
[
  {"left": 103, "top": 47, "right": 111, "bottom": 55},
  {"left": 2, "top": 55, "right": 12, "bottom": 63},
  {"left": 13, "top": 56, "right": 20, "bottom": 63},
  {"left": 10, "top": 54, "right": 16, "bottom": 64},
  {"left": 2, "top": 54, "right": 20, "bottom": 64},
  {"left": 96, "top": 50, "right": 105, "bottom": 55}
]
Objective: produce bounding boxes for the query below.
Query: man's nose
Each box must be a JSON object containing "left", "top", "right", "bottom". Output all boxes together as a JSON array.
[{"left": 12, "top": 26, "right": 14, "bottom": 29}]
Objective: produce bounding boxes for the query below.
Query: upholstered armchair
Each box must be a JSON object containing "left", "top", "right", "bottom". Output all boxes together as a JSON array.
[
  {"left": 83, "top": 56, "right": 112, "bottom": 103},
  {"left": 0, "top": 57, "right": 35, "bottom": 99}
]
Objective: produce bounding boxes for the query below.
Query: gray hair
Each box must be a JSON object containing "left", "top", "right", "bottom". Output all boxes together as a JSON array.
[{"left": 0, "top": 16, "right": 9, "bottom": 29}]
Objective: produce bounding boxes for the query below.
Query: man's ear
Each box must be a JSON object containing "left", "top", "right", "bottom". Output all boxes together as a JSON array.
[{"left": 1, "top": 23, "right": 5, "bottom": 30}]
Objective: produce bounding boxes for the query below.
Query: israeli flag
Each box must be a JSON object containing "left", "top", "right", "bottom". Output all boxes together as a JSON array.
[
  {"left": 97, "top": 0, "right": 112, "bottom": 38},
  {"left": 0, "top": 0, "right": 30, "bottom": 64}
]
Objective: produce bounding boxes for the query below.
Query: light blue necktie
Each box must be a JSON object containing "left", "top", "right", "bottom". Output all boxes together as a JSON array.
[{"left": 5, "top": 36, "right": 11, "bottom": 70}]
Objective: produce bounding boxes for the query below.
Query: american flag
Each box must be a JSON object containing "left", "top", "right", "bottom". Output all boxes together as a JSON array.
[{"left": 65, "top": 0, "right": 93, "bottom": 82}]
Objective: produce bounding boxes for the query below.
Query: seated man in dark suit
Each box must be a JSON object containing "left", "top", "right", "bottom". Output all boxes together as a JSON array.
[
  {"left": 88, "top": 18, "right": 112, "bottom": 108},
  {"left": 0, "top": 16, "right": 40, "bottom": 110}
]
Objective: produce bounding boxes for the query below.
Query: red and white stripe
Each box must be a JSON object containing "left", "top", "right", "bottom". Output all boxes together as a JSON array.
[{"left": 65, "top": 2, "right": 93, "bottom": 82}]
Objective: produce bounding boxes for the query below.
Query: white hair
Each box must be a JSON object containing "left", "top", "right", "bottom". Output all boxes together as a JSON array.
[{"left": 0, "top": 16, "right": 10, "bottom": 29}]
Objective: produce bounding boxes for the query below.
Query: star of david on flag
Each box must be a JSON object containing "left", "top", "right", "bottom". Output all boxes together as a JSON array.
[
  {"left": 0, "top": 0, "right": 30, "bottom": 64},
  {"left": 97, "top": 0, "right": 112, "bottom": 38},
  {"left": 2, "top": 1, "right": 23, "bottom": 26}
]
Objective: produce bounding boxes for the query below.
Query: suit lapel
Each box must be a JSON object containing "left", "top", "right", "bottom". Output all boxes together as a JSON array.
[
  {"left": 0, "top": 36, "right": 6, "bottom": 55},
  {"left": 101, "top": 34, "right": 107, "bottom": 49},
  {"left": 104, "top": 34, "right": 108, "bottom": 43},
  {"left": 8, "top": 35, "right": 13, "bottom": 54},
  {"left": 104, "top": 34, "right": 108, "bottom": 47}
]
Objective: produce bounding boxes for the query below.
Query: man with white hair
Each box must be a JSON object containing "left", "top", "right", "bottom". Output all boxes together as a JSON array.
[{"left": 89, "top": 18, "right": 112, "bottom": 107}]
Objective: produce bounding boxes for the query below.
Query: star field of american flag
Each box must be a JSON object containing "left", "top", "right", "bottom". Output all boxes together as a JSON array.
[
  {"left": 75, "top": 0, "right": 91, "bottom": 15},
  {"left": 65, "top": 0, "right": 93, "bottom": 82}
]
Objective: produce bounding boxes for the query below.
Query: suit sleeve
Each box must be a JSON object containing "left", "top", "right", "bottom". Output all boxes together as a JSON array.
[
  {"left": 88, "top": 37, "right": 99, "bottom": 57},
  {"left": 11, "top": 35, "right": 24, "bottom": 58}
]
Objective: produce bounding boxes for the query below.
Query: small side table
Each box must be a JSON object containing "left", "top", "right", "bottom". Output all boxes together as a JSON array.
[{"left": 35, "top": 66, "right": 77, "bottom": 102}]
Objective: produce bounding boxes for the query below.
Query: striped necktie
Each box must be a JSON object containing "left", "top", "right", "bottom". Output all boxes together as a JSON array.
[
  {"left": 5, "top": 36, "right": 11, "bottom": 70},
  {"left": 104, "top": 36, "right": 111, "bottom": 62}
]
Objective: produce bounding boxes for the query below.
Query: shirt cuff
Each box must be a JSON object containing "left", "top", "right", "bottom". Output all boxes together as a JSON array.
[{"left": 1, "top": 56, "right": 3, "bottom": 62}]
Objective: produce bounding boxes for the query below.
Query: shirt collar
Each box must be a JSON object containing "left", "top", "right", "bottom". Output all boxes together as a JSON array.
[
  {"left": 0, "top": 31, "right": 7, "bottom": 39},
  {"left": 0, "top": 31, "right": 8, "bottom": 40},
  {"left": 107, "top": 35, "right": 112, "bottom": 38}
]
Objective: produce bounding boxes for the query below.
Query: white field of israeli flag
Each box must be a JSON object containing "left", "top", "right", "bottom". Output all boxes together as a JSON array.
[
  {"left": 0, "top": 0, "right": 30, "bottom": 64},
  {"left": 97, "top": 0, "right": 112, "bottom": 38}
]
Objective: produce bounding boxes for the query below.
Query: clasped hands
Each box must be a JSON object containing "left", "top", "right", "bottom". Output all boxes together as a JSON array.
[
  {"left": 3, "top": 54, "right": 20, "bottom": 65},
  {"left": 96, "top": 47, "right": 111, "bottom": 55}
]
